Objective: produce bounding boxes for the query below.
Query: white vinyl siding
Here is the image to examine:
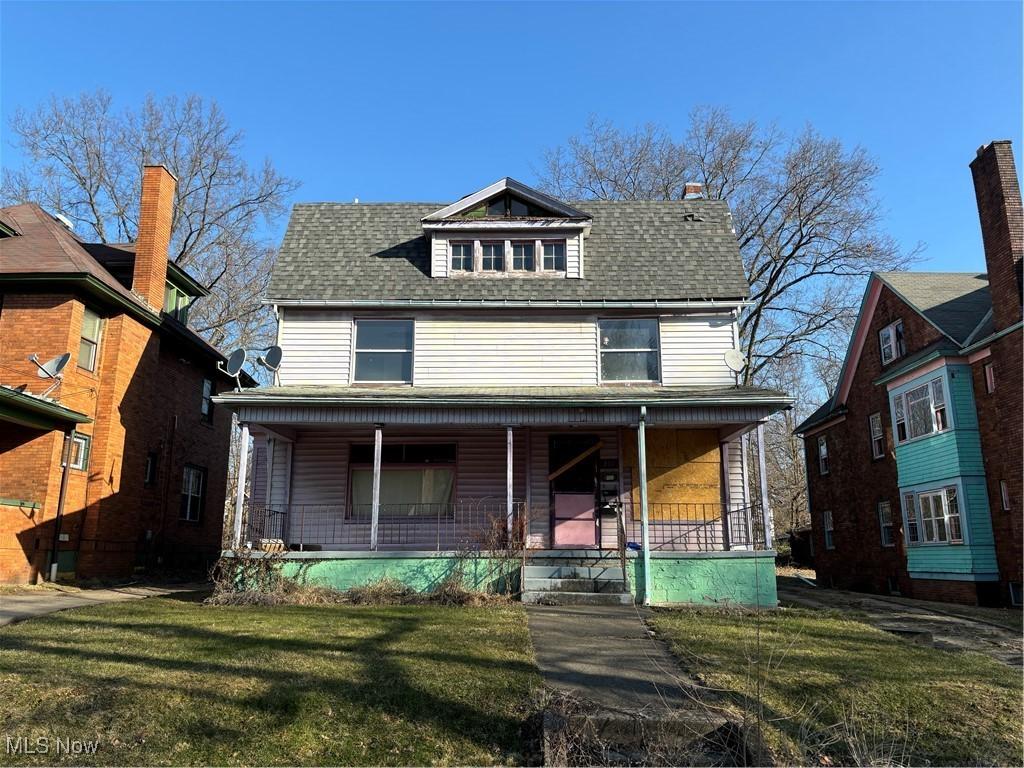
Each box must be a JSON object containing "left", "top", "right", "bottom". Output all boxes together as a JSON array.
[
  {"left": 414, "top": 317, "right": 598, "bottom": 386},
  {"left": 277, "top": 309, "right": 353, "bottom": 385},
  {"left": 659, "top": 315, "right": 737, "bottom": 386}
]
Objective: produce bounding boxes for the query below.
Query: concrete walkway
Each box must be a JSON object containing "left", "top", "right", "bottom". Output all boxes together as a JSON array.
[
  {"left": 526, "top": 603, "right": 699, "bottom": 714},
  {"left": 0, "top": 583, "right": 208, "bottom": 626},
  {"left": 777, "top": 577, "right": 1023, "bottom": 667}
]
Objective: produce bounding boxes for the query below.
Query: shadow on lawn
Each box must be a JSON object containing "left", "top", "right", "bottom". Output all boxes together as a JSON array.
[{"left": 0, "top": 605, "right": 536, "bottom": 761}]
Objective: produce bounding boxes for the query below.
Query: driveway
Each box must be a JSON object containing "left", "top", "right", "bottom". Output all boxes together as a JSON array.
[
  {"left": 0, "top": 583, "right": 209, "bottom": 626},
  {"left": 777, "top": 576, "right": 1022, "bottom": 667}
]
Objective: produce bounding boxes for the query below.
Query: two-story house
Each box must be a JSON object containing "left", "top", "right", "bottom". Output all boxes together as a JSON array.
[
  {"left": 216, "top": 177, "right": 791, "bottom": 607},
  {"left": 0, "top": 165, "right": 240, "bottom": 583},
  {"left": 796, "top": 141, "right": 1023, "bottom": 607}
]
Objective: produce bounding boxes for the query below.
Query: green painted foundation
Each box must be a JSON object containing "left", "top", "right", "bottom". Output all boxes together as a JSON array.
[{"left": 629, "top": 551, "right": 778, "bottom": 608}]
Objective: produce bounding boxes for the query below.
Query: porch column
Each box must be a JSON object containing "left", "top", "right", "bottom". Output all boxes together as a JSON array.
[
  {"left": 757, "top": 422, "right": 774, "bottom": 549},
  {"left": 370, "top": 424, "right": 382, "bottom": 551},
  {"left": 637, "top": 406, "right": 651, "bottom": 606},
  {"left": 506, "top": 426, "right": 514, "bottom": 537},
  {"left": 233, "top": 422, "right": 250, "bottom": 549},
  {"left": 719, "top": 440, "right": 732, "bottom": 551}
]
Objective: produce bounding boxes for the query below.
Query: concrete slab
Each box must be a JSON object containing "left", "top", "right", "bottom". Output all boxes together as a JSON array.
[
  {"left": 525, "top": 604, "right": 703, "bottom": 714},
  {"left": 0, "top": 584, "right": 208, "bottom": 626}
]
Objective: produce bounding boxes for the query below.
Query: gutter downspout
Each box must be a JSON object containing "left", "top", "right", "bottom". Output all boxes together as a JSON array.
[
  {"left": 638, "top": 406, "right": 651, "bottom": 607},
  {"left": 49, "top": 429, "right": 74, "bottom": 582}
]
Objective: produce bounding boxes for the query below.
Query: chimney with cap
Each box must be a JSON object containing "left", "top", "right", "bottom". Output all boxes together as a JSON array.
[
  {"left": 683, "top": 182, "right": 704, "bottom": 199},
  {"left": 970, "top": 141, "right": 1023, "bottom": 332},
  {"left": 133, "top": 164, "right": 177, "bottom": 311}
]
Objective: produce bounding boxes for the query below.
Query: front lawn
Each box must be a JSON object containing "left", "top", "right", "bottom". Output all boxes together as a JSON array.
[
  {"left": 653, "top": 607, "right": 1023, "bottom": 766},
  {"left": 0, "top": 595, "right": 541, "bottom": 766}
]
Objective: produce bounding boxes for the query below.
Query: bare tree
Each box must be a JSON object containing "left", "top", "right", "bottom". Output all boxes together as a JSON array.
[
  {"left": 539, "top": 108, "right": 918, "bottom": 388},
  {"left": 1, "top": 90, "right": 299, "bottom": 349}
]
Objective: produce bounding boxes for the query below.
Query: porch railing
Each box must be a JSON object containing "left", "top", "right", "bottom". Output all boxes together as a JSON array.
[
  {"left": 244, "top": 501, "right": 526, "bottom": 553},
  {"left": 616, "top": 500, "right": 769, "bottom": 552}
]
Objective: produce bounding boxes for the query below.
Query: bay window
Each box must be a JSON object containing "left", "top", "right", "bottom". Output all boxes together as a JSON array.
[
  {"left": 892, "top": 376, "right": 949, "bottom": 444},
  {"left": 354, "top": 319, "right": 413, "bottom": 383},
  {"left": 902, "top": 486, "right": 963, "bottom": 545},
  {"left": 598, "top": 318, "right": 660, "bottom": 382}
]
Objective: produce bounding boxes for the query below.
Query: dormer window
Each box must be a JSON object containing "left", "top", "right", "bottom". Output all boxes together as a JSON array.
[
  {"left": 451, "top": 241, "right": 473, "bottom": 272},
  {"left": 543, "top": 241, "right": 566, "bottom": 271},
  {"left": 512, "top": 241, "right": 535, "bottom": 271},
  {"left": 164, "top": 281, "right": 193, "bottom": 324},
  {"left": 481, "top": 242, "right": 505, "bottom": 271},
  {"left": 462, "top": 192, "right": 558, "bottom": 219}
]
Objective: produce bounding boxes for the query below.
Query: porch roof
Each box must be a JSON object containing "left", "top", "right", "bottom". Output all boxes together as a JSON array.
[{"left": 216, "top": 384, "right": 791, "bottom": 409}]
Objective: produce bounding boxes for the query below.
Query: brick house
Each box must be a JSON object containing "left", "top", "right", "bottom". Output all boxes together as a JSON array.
[
  {"left": 796, "top": 141, "right": 1023, "bottom": 607},
  {"left": 0, "top": 165, "right": 241, "bottom": 583}
]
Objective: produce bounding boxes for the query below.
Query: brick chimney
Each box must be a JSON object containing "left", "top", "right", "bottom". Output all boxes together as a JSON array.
[
  {"left": 133, "top": 164, "right": 177, "bottom": 311},
  {"left": 970, "top": 141, "right": 1023, "bottom": 332}
]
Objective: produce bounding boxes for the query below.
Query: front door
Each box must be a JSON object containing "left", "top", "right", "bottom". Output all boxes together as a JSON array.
[{"left": 549, "top": 434, "right": 600, "bottom": 547}]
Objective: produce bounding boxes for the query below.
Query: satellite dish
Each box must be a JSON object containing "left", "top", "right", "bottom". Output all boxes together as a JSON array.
[
  {"left": 29, "top": 352, "right": 71, "bottom": 379},
  {"left": 256, "top": 346, "right": 282, "bottom": 372},
  {"left": 724, "top": 349, "right": 748, "bottom": 373},
  {"left": 223, "top": 349, "right": 247, "bottom": 377}
]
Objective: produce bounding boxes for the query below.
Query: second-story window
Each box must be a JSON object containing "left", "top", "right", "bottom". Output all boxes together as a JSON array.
[
  {"left": 817, "top": 436, "right": 829, "bottom": 475},
  {"left": 354, "top": 319, "right": 413, "bottom": 383},
  {"left": 78, "top": 307, "right": 102, "bottom": 372},
  {"left": 450, "top": 241, "right": 473, "bottom": 272},
  {"left": 481, "top": 242, "right": 505, "bottom": 271},
  {"left": 542, "top": 241, "right": 566, "bottom": 271},
  {"left": 869, "top": 412, "right": 885, "bottom": 459},
  {"left": 511, "top": 241, "right": 535, "bottom": 271},
  {"left": 201, "top": 378, "right": 214, "bottom": 423},
  {"left": 893, "top": 376, "right": 948, "bottom": 444},
  {"left": 599, "top": 319, "right": 660, "bottom": 382},
  {"left": 164, "top": 282, "right": 192, "bottom": 324},
  {"left": 879, "top": 320, "right": 905, "bottom": 364}
]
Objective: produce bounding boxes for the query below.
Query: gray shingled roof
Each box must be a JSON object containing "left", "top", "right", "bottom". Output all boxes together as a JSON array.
[
  {"left": 876, "top": 272, "right": 992, "bottom": 344},
  {"left": 267, "top": 200, "right": 749, "bottom": 303}
]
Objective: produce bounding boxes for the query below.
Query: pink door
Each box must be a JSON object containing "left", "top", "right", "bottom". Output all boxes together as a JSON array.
[{"left": 553, "top": 493, "right": 597, "bottom": 547}]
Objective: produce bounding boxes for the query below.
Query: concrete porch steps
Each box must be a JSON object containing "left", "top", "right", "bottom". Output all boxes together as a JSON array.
[{"left": 522, "top": 549, "right": 633, "bottom": 606}]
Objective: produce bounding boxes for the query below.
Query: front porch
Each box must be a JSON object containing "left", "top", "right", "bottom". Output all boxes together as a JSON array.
[{"left": 218, "top": 386, "right": 788, "bottom": 606}]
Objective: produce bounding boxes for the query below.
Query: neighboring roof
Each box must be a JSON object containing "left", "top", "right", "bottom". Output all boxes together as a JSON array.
[
  {"left": 268, "top": 199, "right": 749, "bottom": 304},
  {"left": 422, "top": 177, "right": 592, "bottom": 221},
  {"left": 793, "top": 400, "right": 844, "bottom": 435},
  {"left": 84, "top": 241, "right": 210, "bottom": 297},
  {"left": 876, "top": 272, "right": 992, "bottom": 345},
  {"left": 216, "top": 384, "right": 791, "bottom": 409},
  {"left": 0, "top": 385, "right": 91, "bottom": 431}
]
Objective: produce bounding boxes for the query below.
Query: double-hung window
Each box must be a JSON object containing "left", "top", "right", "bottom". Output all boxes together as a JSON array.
[
  {"left": 893, "top": 376, "right": 948, "bottom": 443},
  {"left": 201, "top": 378, "right": 214, "bottom": 424},
  {"left": 354, "top": 319, "right": 414, "bottom": 383},
  {"left": 450, "top": 241, "right": 474, "bottom": 272},
  {"left": 869, "top": 413, "right": 885, "bottom": 459},
  {"left": 542, "top": 241, "right": 566, "bottom": 271},
  {"left": 180, "top": 465, "right": 206, "bottom": 522},
  {"left": 511, "top": 241, "right": 535, "bottom": 271},
  {"left": 879, "top": 320, "right": 905, "bottom": 364},
  {"left": 878, "top": 501, "right": 895, "bottom": 546},
  {"left": 904, "top": 486, "right": 963, "bottom": 545},
  {"left": 481, "top": 242, "right": 504, "bottom": 271},
  {"left": 823, "top": 510, "right": 835, "bottom": 549},
  {"left": 67, "top": 433, "right": 91, "bottom": 470},
  {"left": 598, "top": 319, "right": 660, "bottom": 382},
  {"left": 79, "top": 307, "right": 102, "bottom": 372},
  {"left": 817, "top": 436, "right": 829, "bottom": 475}
]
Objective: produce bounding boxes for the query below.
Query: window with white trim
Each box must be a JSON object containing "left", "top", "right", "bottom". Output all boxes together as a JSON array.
[
  {"left": 893, "top": 376, "right": 948, "bottom": 443},
  {"left": 984, "top": 362, "right": 996, "bottom": 393},
  {"left": 598, "top": 319, "right": 660, "bottom": 382},
  {"left": 78, "top": 307, "right": 102, "bottom": 372},
  {"left": 481, "top": 241, "right": 504, "bottom": 271},
  {"left": 869, "top": 412, "right": 885, "bottom": 459},
  {"left": 353, "top": 319, "right": 413, "bottom": 383},
  {"left": 878, "top": 501, "right": 895, "bottom": 546},
  {"left": 67, "top": 433, "right": 91, "bottom": 470},
  {"left": 450, "top": 241, "right": 473, "bottom": 272},
  {"left": 879, "top": 320, "right": 905, "bottom": 364},
  {"left": 511, "top": 241, "right": 535, "bottom": 271},
  {"left": 904, "top": 486, "right": 963, "bottom": 545},
  {"left": 542, "top": 241, "right": 566, "bottom": 271},
  {"left": 823, "top": 510, "right": 835, "bottom": 549},
  {"left": 180, "top": 464, "right": 206, "bottom": 522},
  {"left": 817, "top": 436, "right": 829, "bottom": 475},
  {"left": 1000, "top": 480, "right": 1011, "bottom": 511}
]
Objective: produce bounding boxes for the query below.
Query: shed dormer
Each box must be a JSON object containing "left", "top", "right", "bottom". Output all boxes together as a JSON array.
[{"left": 422, "top": 177, "right": 591, "bottom": 279}]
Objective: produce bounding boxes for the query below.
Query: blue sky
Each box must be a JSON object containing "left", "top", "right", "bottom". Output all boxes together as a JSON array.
[{"left": 2, "top": 1, "right": 1021, "bottom": 272}]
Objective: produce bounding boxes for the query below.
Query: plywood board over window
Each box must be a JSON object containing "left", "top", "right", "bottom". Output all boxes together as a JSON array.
[{"left": 621, "top": 428, "right": 721, "bottom": 520}]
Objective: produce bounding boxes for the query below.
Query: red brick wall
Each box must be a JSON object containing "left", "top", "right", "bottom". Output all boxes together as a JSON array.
[
  {"left": 0, "top": 290, "right": 231, "bottom": 582},
  {"left": 806, "top": 283, "right": 945, "bottom": 598}
]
